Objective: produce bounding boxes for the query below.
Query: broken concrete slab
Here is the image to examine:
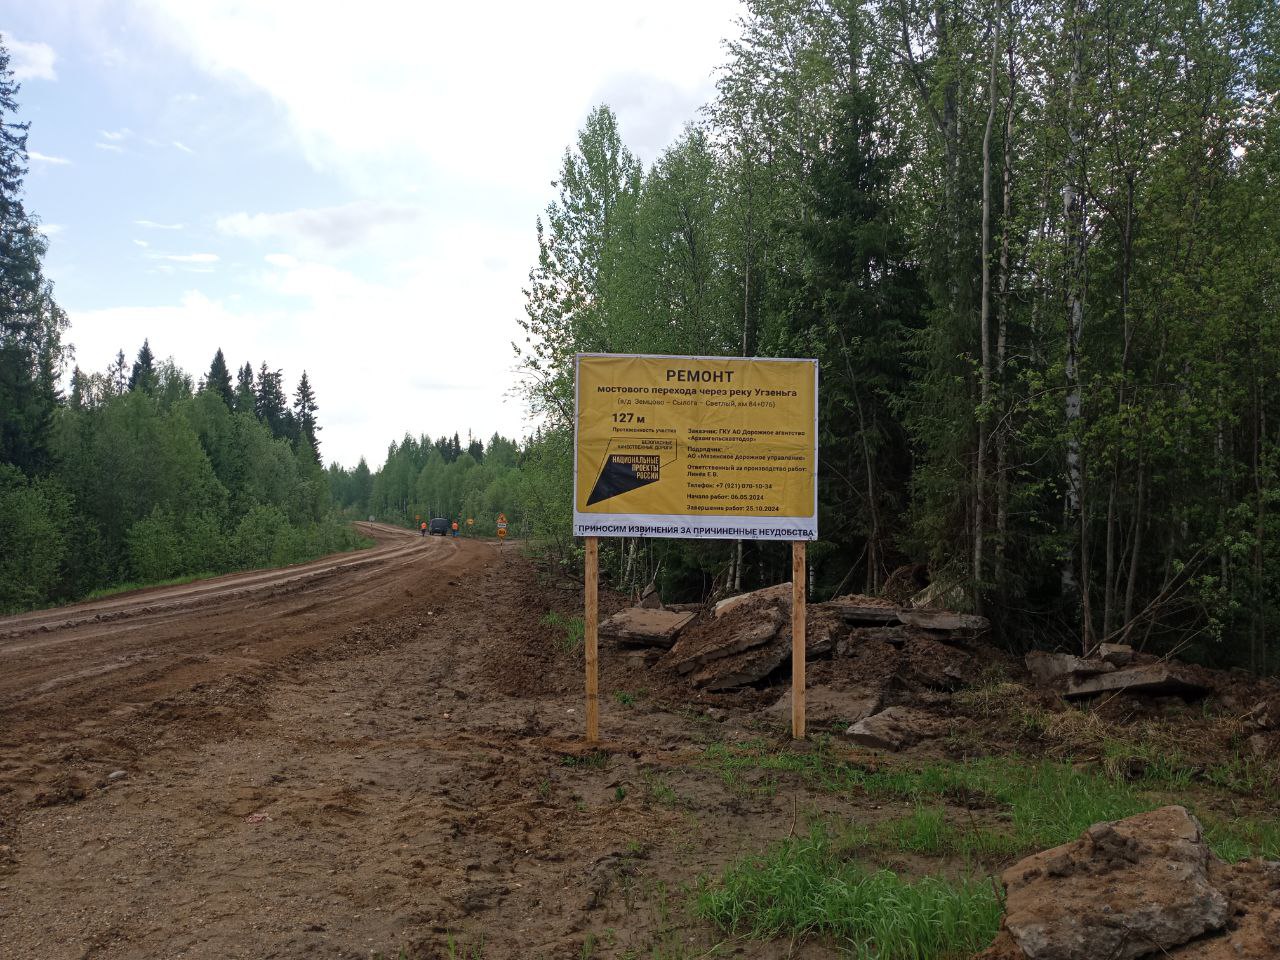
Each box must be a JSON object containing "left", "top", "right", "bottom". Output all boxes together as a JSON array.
[
  {"left": 844, "top": 706, "right": 931, "bottom": 751},
  {"left": 1025, "top": 651, "right": 1116, "bottom": 685},
  {"left": 670, "top": 607, "right": 783, "bottom": 675},
  {"left": 1097, "top": 642, "right": 1134, "bottom": 666},
  {"left": 767, "top": 685, "right": 883, "bottom": 726},
  {"left": 692, "top": 641, "right": 789, "bottom": 692},
  {"left": 714, "top": 582, "right": 791, "bottom": 618},
  {"left": 899, "top": 609, "right": 990, "bottom": 634},
  {"left": 999, "top": 805, "right": 1230, "bottom": 960},
  {"left": 822, "top": 599, "right": 904, "bottom": 625},
  {"left": 1064, "top": 663, "right": 1209, "bottom": 699},
  {"left": 637, "top": 583, "right": 663, "bottom": 610},
  {"left": 599, "top": 608, "right": 694, "bottom": 649}
]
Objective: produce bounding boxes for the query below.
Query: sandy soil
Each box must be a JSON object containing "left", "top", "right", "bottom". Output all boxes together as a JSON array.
[{"left": 0, "top": 528, "right": 870, "bottom": 959}]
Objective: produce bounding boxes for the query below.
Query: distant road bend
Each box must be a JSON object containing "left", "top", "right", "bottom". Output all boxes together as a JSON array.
[{"left": 0, "top": 522, "right": 493, "bottom": 731}]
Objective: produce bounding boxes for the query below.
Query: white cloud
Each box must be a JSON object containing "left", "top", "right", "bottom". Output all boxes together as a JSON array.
[
  {"left": 8, "top": 37, "right": 57, "bottom": 81},
  {"left": 133, "top": 239, "right": 150, "bottom": 248},
  {"left": 99, "top": 128, "right": 132, "bottom": 141},
  {"left": 217, "top": 201, "right": 425, "bottom": 251},
  {"left": 38, "top": 223, "right": 65, "bottom": 237},
  {"left": 54, "top": 0, "right": 744, "bottom": 468},
  {"left": 29, "top": 149, "right": 72, "bottom": 165},
  {"left": 172, "top": 140, "right": 194, "bottom": 154},
  {"left": 134, "top": 0, "right": 741, "bottom": 189},
  {"left": 94, "top": 142, "right": 125, "bottom": 153},
  {"left": 156, "top": 252, "right": 219, "bottom": 263}
]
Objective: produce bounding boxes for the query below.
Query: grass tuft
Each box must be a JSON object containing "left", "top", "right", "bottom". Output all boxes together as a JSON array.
[
  {"left": 697, "top": 826, "right": 1002, "bottom": 959},
  {"left": 541, "top": 611, "right": 586, "bottom": 655}
]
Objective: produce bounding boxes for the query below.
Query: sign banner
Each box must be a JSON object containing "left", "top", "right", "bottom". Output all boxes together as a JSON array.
[{"left": 573, "top": 353, "right": 818, "bottom": 541}]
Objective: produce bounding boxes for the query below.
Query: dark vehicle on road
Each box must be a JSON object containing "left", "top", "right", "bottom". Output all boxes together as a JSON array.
[{"left": 428, "top": 517, "right": 450, "bottom": 536}]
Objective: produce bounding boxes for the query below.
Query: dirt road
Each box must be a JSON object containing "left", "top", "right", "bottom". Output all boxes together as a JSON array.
[{"left": 0, "top": 527, "right": 809, "bottom": 959}]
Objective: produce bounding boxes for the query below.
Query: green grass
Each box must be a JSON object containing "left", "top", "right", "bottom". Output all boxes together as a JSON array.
[
  {"left": 643, "top": 772, "right": 681, "bottom": 807},
  {"left": 706, "top": 738, "right": 1280, "bottom": 864},
  {"left": 542, "top": 611, "right": 585, "bottom": 655},
  {"left": 696, "top": 826, "right": 1002, "bottom": 959},
  {"left": 561, "top": 750, "right": 610, "bottom": 770},
  {"left": 83, "top": 571, "right": 220, "bottom": 601},
  {"left": 1203, "top": 815, "right": 1280, "bottom": 862}
]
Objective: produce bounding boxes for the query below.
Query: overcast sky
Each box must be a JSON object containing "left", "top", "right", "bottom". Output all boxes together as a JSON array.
[{"left": 5, "top": 0, "right": 744, "bottom": 468}]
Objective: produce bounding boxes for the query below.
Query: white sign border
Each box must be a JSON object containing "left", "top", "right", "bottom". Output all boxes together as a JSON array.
[{"left": 572, "top": 352, "right": 819, "bottom": 541}]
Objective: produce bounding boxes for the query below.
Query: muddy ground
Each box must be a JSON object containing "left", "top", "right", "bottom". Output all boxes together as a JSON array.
[
  {"left": 0, "top": 528, "right": 816, "bottom": 958},
  {"left": 0, "top": 527, "right": 1274, "bottom": 959}
]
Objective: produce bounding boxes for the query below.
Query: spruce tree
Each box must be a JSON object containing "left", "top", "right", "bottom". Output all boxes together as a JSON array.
[
  {"left": 0, "top": 37, "right": 64, "bottom": 473},
  {"left": 108, "top": 350, "right": 128, "bottom": 397},
  {"left": 206, "top": 348, "right": 234, "bottom": 407},
  {"left": 293, "top": 370, "right": 320, "bottom": 461},
  {"left": 254, "top": 363, "right": 287, "bottom": 437},
  {"left": 128, "top": 339, "right": 156, "bottom": 393},
  {"left": 234, "top": 362, "right": 255, "bottom": 413}
]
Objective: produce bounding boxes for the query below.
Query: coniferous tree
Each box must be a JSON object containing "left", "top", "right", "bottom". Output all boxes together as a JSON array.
[
  {"left": 128, "top": 339, "right": 156, "bottom": 393},
  {"left": 206, "top": 348, "right": 234, "bottom": 408},
  {"left": 0, "top": 38, "right": 65, "bottom": 472},
  {"left": 107, "top": 350, "right": 128, "bottom": 397},
  {"left": 234, "top": 362, "right": 255, "bottom": 413},
  {"left": 293, "top": 370, "right": 320, "bottom": 461},
  {"left": 254, "top": 363, "right": 288, "bottom": 437}
]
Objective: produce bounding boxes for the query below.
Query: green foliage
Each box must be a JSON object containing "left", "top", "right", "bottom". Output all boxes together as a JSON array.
[
  {"left": 0, "top": 465, "right": 72, "bottom": 613},
  {"left": 504, "top": 0, "right": 1280, "bottom": 669},
  {"left": 696, "top": 826, "right": 1003, "bottom": 958},
  {"left": 541, "top": 610, "right": 585, "bottom": 655},
  {"left": 352, "top": 430, "right": 525, "bottom": 537}
]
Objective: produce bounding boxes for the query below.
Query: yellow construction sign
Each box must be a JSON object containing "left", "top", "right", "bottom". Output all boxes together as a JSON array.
[{"left": 573, "top": 354, "right": 818, "bottom": 540}]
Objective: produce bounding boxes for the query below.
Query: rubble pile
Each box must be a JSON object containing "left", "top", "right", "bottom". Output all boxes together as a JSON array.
[
  {"left": 982, "top": 806, "right": 1280, "bottom": 960},
  {"left": 599, "top": 581, "right": 1265, "bottom": 753}
]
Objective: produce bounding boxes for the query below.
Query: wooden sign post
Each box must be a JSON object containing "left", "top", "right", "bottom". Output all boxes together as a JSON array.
[
  {"left": 573, "top": 354, "right": 818, "bottom": 746},
  {"left": 584, "top": 536, "right": 600, "bottom": 743},
  {"left": 791, "top": 541, "right": 807, "bottom": 740}
]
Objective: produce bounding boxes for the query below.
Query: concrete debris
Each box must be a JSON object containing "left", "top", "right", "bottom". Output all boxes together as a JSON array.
[
  {"left": 835, "top": 626, "right": 912, "bottom": 654},
  {"left": 1064, "top": 664, "right": 1209, "bottom": 700},
  {"left": 908, "top": 579, "right": 967, "bottom": 610},
  {"left": 1025, "top": 651, "right": 1116, "bottom": 686},
  {"left": 692, "top": 640, "right": 790, "bottom": 692},
  {"left": 714, "top": 582, "right": 791, "bottom": 618},
  {"left": 1097, "top": 642, "right": 1134, "bottom": 666},
  {"left": 766, "top": 685, "right": 882, "bottom": 726},
  {"left": 598, "top": 608, "right": 694, "bottom": 649},
  {"left": 670, "top": 607, "right": 783, "bottom": 675},
  {"left": 823, "top": 599, "right": 903, "bottom": 625},
  {"left": 844, "top": 706, "right": 933, "bottom": 751},
  {"left": 899, "top": 608, "right": 990, "bottom": 635},
  {"left": 992, "top": 806, "right": 1242, "bottom": 960},
  {"left": 637, "top": 583, "right": 663, "bottom": 610}
]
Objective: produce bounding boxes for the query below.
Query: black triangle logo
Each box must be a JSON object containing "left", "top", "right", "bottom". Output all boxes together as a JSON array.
[{"left": 587, "top": 454, "right": 660, "bottom": 506}]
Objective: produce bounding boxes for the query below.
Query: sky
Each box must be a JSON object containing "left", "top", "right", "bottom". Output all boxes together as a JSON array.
[{"left": 4, "top": 0, "right": 745, "bottom": 468}]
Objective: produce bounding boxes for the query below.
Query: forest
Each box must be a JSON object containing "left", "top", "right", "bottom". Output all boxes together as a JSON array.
[
  {"left": 0, "top": 45, "right": 365, "bottom": 613},
  {"left": 5, "top": 0, "right": 1280, "bottom": 675},
  {"left": 509, "top": 0, "right": 1280, "bottom": 672}
]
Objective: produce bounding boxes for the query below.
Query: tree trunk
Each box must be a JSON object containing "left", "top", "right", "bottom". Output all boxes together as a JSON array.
[
  {"left": 974, "top": 5, "right": 1000, "bottom": 613},
  {"left": 995, "top": 10, "right": 1016, "bottom": 605},
  {"left": 1063, "top": 0, "right": 1090, "bottom": 650}
]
